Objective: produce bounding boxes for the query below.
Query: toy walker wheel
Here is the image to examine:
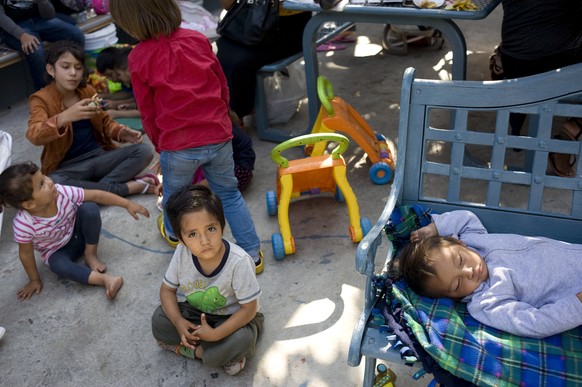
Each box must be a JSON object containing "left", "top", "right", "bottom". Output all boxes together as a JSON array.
[
  {"left": 266, "top": 191, "right": 277, "bottom": 216},
  {"left": 271, "top": 233, "right": 285, "bottom": 260},
  {"left": 361, "top": 217, "right": 372, "bottom": 236},
  {"left": 335, "top": 186, "right": 345, "bottom": 202},
  {"left": 370, "top": 162, "right": 393, "bottom": 185}
]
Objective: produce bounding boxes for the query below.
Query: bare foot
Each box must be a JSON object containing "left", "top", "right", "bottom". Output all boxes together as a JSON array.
[
  {"left": 104, "top": 276, "right": 124, "bottom": 299},
  {"left": 85, "top": 254, "right": 107, "bottom": 273}
]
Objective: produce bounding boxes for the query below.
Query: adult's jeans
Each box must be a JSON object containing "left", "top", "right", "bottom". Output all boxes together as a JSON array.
[
  {"left": 0, "top": 15, "right": 85, "bottom": 90},
  {"left": 159, "top": 141, "right": 260, "bottom": 259}
]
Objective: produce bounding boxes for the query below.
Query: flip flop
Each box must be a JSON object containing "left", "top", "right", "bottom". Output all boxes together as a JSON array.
[
  {"left": 331, "top": 32, "right": 357, "bottom": 43},
  {"left": 560, "top": 117, "right": 582, "bottom": 141},
  {"left": 134, "top": 173, "right": 161, "bottom": 195},
  {"left": 317, "top": 42, "right": 347, "bottom": 52}
]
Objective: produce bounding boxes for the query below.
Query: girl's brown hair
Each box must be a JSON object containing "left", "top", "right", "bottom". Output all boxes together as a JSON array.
[
  {"left": 109, "top": 0, "right": 182, "bottom": 41},
  {"left": 0, "top": 162, "right": 39, "bottom": 213},
  {"left": 389, "top": 236, "right": 462, "bottom": 297},
  {"left": 45, "top": 40, "right": 88, "bottom": 88}
]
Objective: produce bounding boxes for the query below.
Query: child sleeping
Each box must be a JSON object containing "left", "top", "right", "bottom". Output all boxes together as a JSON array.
[{"left": 391, "top": 210, "right": 582, "bottom": 338}]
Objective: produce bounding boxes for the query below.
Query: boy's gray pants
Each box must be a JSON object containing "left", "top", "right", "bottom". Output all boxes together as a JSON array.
[{"left": 151, "top": 302, "right": 264, "bottom": 367}]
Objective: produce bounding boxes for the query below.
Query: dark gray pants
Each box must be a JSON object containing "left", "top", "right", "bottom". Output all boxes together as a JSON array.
[
  {"left": 151, "top": 303, "right": 264, "bottom": 367},
  {"left": 50, "top": 143, "right": 153, "bottom": 197}
]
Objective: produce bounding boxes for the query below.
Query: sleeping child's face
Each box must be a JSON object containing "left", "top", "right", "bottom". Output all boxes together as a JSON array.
[{"left": 426, "top": 242, "right": 489, "bottom": 300}]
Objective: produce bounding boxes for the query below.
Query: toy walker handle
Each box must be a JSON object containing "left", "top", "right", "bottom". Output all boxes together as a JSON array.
[
  {"left": 317, "top": 76, "right": 335, "bottom": 116},
  {"left": 271, "top": 133, "right": 350, "bottom": 168}
]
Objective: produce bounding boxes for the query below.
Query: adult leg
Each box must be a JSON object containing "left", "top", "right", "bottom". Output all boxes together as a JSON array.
[
  {"left": 201, "top": 142, "right": 260, "bottom": 259},
  {"left": 216, "top": 12, "right": 311, "bottom": 118},
  {"left": 36, "top": 16, "right": 85, "bottom": 45},
  {"left": 0, "top": 21, "right": 48, "bottom": 90}
]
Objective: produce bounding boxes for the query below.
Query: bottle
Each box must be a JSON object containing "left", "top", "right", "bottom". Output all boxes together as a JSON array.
[{"left": 373, "top": 363, "right": 397, "bottom": 387}]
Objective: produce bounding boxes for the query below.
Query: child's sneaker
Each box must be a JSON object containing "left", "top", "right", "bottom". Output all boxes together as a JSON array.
[
  {"left": 157, "top": 212, "right": 179, "bottom": 249},
  {"left": 224, "top": 357, "right": 246, "bottom": 375},
  {"left": 175, "top": 345, "right": 197, "bottom": 360},
  {"left": 255, "top": 250, "right": 264, "bottom": 275}
]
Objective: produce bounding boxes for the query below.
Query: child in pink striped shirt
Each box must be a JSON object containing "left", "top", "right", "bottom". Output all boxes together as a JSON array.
[{"left": 0, "top": 162, "right": 150, "bottom": 300}]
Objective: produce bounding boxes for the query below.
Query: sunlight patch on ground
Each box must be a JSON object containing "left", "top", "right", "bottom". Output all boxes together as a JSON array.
[
  {"left": 284, "top": 298, "right": 335, "bottom": 328},
  {"left": 354, "top": 36, "right": 383, "bottom": 57},
  {"left": 258, "top": 284, "right": 364, "bottom": 385}
]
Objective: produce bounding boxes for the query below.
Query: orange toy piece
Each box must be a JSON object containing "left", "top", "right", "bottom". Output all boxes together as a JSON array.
[
  {"left": 266, "top": 133, "right": 372, "bottom": 260},
  {"left": 308, "top": 76, "right": 395, "bottom": 185}
]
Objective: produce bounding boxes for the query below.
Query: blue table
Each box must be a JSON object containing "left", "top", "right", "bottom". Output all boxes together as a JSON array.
[{"left": 283, "top": 0, "right": 502, "bottom": 128}]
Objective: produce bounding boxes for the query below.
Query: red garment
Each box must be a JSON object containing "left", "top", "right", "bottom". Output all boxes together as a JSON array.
[{"left": 128, "top": 28, "right": 233, "bottom": 153}]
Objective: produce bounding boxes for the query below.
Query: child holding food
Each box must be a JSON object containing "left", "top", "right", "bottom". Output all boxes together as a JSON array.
[{"left": 26, "top": 41, "right": 160, "bottom": 197}]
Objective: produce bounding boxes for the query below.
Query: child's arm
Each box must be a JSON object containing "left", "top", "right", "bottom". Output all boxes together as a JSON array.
[
  {"left": 160, "top": 283, "right": 200, "bottom": 349},
  {"left": 193, "top": 300, "right": 257, "bottom": 343},
  {"left": 410, "top": 222, "right": 437, "bottom": 242},
  {"left": 431, "top": 210, "right": 487, "bottom": 239},
  {"left": 83, "top": 189, "right": 150, "bottom": 220},
  {"left": 16, "top": 242, "right": 43, "bottom": 300}
]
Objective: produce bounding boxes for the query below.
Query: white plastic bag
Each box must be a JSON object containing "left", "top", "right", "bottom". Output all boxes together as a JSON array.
[
  {"left": 0, "top": 131, "right": 13, "bottom": 237},
  {"left": 265, "top": 60, "right": 306, "bottom": 125}
]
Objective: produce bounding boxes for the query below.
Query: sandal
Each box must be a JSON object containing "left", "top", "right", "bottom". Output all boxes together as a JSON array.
[
  {"left": 134, "top": 173, "right": 161, "bottom": 195},
  {"left": 317, "top": 42, "right": 347, "bottom": 52},
  {"left": 549, "top": 151, "right": 576, "bottom": 178},
  {"left": 560, "top": 117, "right": 582, "bottom": 141}
]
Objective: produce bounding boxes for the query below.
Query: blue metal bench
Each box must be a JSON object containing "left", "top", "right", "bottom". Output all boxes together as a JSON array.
[{"left": 348, "top": 64, "right": 582, "bottom": 386}]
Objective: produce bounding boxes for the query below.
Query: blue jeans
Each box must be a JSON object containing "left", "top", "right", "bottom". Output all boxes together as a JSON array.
[
  {"left": 159, "top": 142, "right": 260, "bottom": 258},
  {"left": 0, "top": 15, "right": 85, "bottom": 90},
  {"left": 47, "top": 202, "right": 101, "bottom": 284}
]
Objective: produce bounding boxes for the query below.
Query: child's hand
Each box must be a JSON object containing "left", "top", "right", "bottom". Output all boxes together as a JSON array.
[
  {"left": 175, "top": 318, "right": 200, "bottom": 349},
  {"left": 117, "top": 127, "right": 143, "bottom": 144},
  {"left": 577, "top": 292, "right": 582, "bottom": 303},
  {"left": 192, "top": 313, "right": 220, "bottom": 342},
  {"left": 126, "top": 201, "right": 150, "bottom": 220},
  {"left": 410, "top": 222, "right": 437, "bottom": 242},
  {"left": 60, "top": 99, "right": 100, "bottom": 124},
  {"left": 16, "top": 279, "right": 43, "bottom": 300}
]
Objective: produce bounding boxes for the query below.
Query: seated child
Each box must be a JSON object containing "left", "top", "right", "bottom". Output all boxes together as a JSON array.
[
  {"left": 95, "top": 46, "right": 141, "bottom": 120},
  {"left": 393, "top": 210, "right": 582, "bottom": 338},
  {"left": 151, "top": 185, "right": 263, "bottom": 375},
  {"left": 0, "top": 162, "right": 150, "bottom": 300}
]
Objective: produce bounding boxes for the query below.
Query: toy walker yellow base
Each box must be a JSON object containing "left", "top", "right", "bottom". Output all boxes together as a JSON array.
[{"left": 266, "top": 133, "right": 372, "bottom": 260}]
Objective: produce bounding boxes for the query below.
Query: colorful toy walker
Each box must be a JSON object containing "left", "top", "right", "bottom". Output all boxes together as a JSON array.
[
  {"left": 266, "top": 133, "right": 372, "bottom": 260},
  {"left": 307, "top": 76, "right": 395, "bottom": 185}
]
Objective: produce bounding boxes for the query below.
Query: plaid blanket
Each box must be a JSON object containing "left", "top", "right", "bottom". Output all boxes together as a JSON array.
[{"left": 393, "top": 281, "right": 582, "bottom": 387}]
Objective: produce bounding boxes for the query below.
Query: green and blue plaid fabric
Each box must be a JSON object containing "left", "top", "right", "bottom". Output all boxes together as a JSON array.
[{"left": 394, "top": 282, "right": 582, "bottom": 387}]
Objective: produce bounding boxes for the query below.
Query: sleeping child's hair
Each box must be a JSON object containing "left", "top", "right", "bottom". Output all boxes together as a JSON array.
[
  {"left": 109, "top": 0, "right": 181, "bottom": 41},
  {"left": 389, "top": 236, "right": 463, "bottom": 297},
  {"left": 45, "top": 40, "right": 88, "bottom": 87},
  {"left": 0, "top": 161, "right": 39, "bottom": 213},
  {"left": 165, "top": 185, "right": 226, "bottom": 242}
]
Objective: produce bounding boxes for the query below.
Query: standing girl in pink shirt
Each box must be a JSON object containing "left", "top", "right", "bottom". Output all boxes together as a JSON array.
[
  {"left": 0, "top": 162, "right": 150, "bottom": 300},
  {"left": 109, "top": 0, "right": 263, "bottom": 273}
]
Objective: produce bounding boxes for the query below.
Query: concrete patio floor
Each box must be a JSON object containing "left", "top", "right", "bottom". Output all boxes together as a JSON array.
[{"left": 0, "top": 8, "right": 502, "bottom": 387}]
